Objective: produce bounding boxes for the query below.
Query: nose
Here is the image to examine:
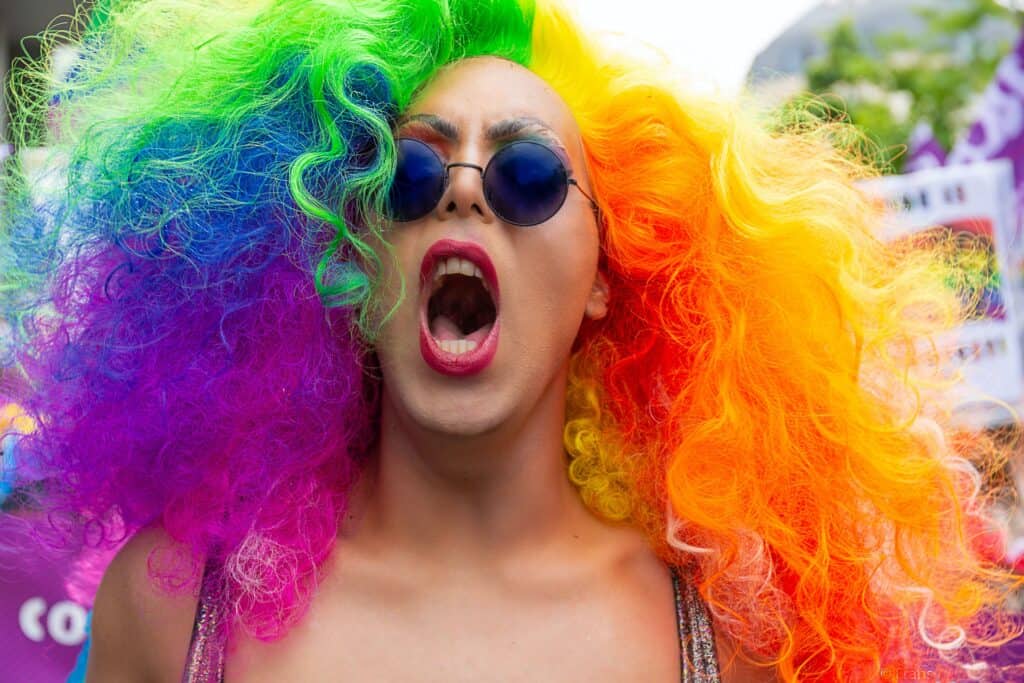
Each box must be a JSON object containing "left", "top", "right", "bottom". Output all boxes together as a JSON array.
[{"left": 436, "top": 162, "right": 495, "bottom": 224}]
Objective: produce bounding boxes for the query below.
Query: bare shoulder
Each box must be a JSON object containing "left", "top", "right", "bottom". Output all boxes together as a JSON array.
[
  {"left": 86, "top": 526, "right": 201, "bottom": 683},
  {"left": 714, "top": 623, "right": 780, "bottom": 683},
  {"left": 598, "top": 526, "right": 780, "bottom": 682},
  {"left": 603, "top": 529, "right": 779, "bottom": 683}
]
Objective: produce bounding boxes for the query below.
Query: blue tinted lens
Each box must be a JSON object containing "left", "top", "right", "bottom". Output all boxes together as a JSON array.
[
  {"left": 389, "top": 138, "right": 445, "bottom": 222},
  {"left": 484, "top": 141, "right": 568, "bottom": 226}
]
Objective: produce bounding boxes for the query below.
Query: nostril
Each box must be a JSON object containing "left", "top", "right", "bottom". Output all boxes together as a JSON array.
[{"left": 446, "top": 201, "right": 457, "bottom": 212}]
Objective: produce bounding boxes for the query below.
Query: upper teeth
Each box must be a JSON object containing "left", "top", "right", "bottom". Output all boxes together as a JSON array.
[{"left": 434, "top": 257, "right": 486, "bottom": 286}]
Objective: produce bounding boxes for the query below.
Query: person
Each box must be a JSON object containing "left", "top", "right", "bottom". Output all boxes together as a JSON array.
[{"left": 0, "top": 0, "right": 1017, "bottom": 680}]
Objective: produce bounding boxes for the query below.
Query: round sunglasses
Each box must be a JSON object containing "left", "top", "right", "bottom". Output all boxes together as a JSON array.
[{"left": 387, "top": 137, "right": 598, "bottom": 226}]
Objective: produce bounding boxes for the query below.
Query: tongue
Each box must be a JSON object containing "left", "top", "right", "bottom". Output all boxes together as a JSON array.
[
  {"left": 430, "top": 315, "right": 494, "bottom": 344},
  {"left": 431, "top": 314, "right": 463, "bottom": 342}
]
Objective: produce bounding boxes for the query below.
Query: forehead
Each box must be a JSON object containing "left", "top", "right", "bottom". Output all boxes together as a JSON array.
[{"left": 406, "top": 57, "right": 580, "bottom": 143}]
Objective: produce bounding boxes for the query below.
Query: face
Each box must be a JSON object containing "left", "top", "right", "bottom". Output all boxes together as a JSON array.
[{"left": 370, "top": 56, "right": 607, "bottom": 437}]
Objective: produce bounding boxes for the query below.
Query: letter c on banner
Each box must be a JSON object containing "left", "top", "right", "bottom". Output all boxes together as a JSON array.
[
  {"left": 18, "top": 597, "right": 46, "bottom": 642},
  {"left": 17, "top": 597, "right": 88, "bottom": 645}
]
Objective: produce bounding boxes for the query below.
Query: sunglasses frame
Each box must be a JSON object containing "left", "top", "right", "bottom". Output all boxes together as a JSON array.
[{"left": 390, "top": 137, "right": 598, "bottom": 227}]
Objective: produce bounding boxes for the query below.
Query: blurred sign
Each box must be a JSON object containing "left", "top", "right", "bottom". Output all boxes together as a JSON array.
[
  {"left": 949, "top": 33, "right": 1024, "bottom": 256},
  {"left": 0, "top": 514, "right": 87, "bottom": 683},
  {"left": 905, "top": 121, "right": 947, "bottom": 173},
  {"left": 862, "top": 160, "right": 1022, "bottom": 424}
]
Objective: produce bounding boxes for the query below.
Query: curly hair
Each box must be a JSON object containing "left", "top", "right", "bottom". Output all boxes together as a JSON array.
[{"left": 2, "top": 0, "right": 1018, "bottom": 679}]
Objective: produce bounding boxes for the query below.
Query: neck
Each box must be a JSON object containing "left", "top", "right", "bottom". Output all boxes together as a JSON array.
[{"left": 346, "top": 366, "right": 604, "bottom": 569}]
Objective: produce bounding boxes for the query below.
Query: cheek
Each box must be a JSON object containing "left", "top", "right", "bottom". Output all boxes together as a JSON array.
[
  {"left": 364, "top": 238, "right": 412, "bottom": 330},
  {"left": 546, "top": 216, "right": 600, "bottom": 290},
  {"left": 519, "top": 229, "right": 599, "bottom": 328}
]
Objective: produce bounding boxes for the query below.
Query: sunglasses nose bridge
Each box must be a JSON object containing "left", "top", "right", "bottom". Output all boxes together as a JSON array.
[
  {"left": 444, "top": 161, "right": 484, "bottom": 183},
  {"left": 439, "top": 161, "right": 492, "bottom": 222}
]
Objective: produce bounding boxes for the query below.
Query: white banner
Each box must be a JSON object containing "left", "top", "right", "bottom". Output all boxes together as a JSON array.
[{"left": 862, "top": 160, "right": 1022, "bottom": 426}]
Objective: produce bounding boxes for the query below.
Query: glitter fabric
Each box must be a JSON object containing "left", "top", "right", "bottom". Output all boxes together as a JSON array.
[
  {"left": 181, "top": 564, "right": 719, "bottom": 680},
  {"left": 671, "top": 566, "right": 722, "bottom": 683},
  {"left": 182, "top": 566, "right": 227, "bottom": 683}
]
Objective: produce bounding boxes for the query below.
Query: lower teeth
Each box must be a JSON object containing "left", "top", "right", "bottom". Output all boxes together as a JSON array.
[{"left": 438, "top": 339, "right": 478, "bottom": 355}]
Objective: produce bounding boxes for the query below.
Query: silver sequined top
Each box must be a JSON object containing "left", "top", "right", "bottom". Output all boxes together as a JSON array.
[
  {"left": 181, "top": 565, "right": 227, "bottom": 683},
  {"left": 670, "top": 565, "right": 722, "bottom": 683},
  {"left": 182, "top": 565, "right": 721, "bottom": 682}
]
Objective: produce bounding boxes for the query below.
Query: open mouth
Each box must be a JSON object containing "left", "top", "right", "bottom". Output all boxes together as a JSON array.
[
  {"left": 419, "top": 240, "right": 501, "bottom": 376},
  {"left": 427, "top": 257, "right": 497, "bottom": 354}
]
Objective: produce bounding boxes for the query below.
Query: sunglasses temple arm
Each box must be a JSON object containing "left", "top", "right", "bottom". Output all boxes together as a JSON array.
[{"left": 569, "top": 179, "right": 600, "bottom": 216}]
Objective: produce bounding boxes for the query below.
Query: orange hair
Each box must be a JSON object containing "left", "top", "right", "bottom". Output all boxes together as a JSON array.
[{"left": 533, "top": 3, "right": 1021, "bottom": 679}]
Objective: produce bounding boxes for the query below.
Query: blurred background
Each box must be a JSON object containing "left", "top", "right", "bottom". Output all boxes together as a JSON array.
[{"left": 4, "top": 0, "right": 1024, "bottom": 681}]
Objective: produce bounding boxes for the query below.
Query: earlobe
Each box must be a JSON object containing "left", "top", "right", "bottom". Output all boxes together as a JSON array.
[{"left": 585, "top": 271, "right": 610, "bottom": 320}]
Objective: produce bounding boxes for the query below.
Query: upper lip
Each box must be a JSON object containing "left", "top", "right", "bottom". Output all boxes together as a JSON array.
[{"left": 419, "top": 239, "right": 501, "bottom": 305}]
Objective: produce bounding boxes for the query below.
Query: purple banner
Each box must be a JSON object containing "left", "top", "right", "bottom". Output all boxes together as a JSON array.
[
  {"left": 949, "top": 33, "right": 1024, "bottom": 243},
  {"left": 0, "top": 513, "right": 88, "bottom": 682},
  {"left": 905, "top": 121, "right": 947, "bottom": 172}
]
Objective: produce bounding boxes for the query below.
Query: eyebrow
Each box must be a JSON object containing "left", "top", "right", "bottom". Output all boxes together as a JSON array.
[
  {"left": 396, "top": 113, "right": 563, "bottom": 145},
  {"left": 398, "top": 113, "right": 460, "bottom": 141},
  {"left": 486, "top": 117, "right": 560, "bottom": 143}
]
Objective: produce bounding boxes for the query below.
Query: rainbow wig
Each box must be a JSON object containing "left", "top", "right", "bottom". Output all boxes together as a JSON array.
[{"left": 2, "top": 0, "right": 1019, "bottom": 679}]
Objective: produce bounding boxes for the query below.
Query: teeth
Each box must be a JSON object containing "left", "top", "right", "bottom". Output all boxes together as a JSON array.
[
  {"left": 438, "top": 339, "right": 479, "bottom": 355},
  {"left": 432, "top": 257, "right": 489, "bottom": 290},
  {"left": 444, "top": 256, "right": 471, "bottom": 277}
]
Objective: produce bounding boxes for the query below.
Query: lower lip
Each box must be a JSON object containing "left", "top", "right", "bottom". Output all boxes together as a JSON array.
[{"left": 419, "top": 316, "right": 500, "bottom": 377}]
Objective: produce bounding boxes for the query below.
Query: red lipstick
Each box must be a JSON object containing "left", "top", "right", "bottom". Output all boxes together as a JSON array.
[{"left": 419, "top": 239, "right": 501, "bottom": 377}]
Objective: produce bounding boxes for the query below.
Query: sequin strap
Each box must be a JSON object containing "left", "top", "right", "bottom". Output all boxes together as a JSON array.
[
  {"left": 182, "top": 563, "right": 227, "bottom": 683},
  {"left": 671, "top": 566, "right": 722, "bottom": 683}
]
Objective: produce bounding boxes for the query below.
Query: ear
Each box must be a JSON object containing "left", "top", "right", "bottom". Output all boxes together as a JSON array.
[{"left": 584, "top": 270, "right": 610, "bottom": 320}]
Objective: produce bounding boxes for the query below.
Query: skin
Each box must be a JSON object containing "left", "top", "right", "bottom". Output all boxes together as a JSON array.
[{"left": 86, "top": 58, "right": 777, "bottom": 682}]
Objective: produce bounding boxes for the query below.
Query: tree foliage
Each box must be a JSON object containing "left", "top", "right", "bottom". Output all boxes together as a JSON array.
[{"left": 787, "top": 0, "right": 1019, "bottom": 172}]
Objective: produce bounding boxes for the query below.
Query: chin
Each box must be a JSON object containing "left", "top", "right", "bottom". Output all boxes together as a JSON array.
[{"left": 399, "top": 383, "right": 515, "bottom": 438}]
